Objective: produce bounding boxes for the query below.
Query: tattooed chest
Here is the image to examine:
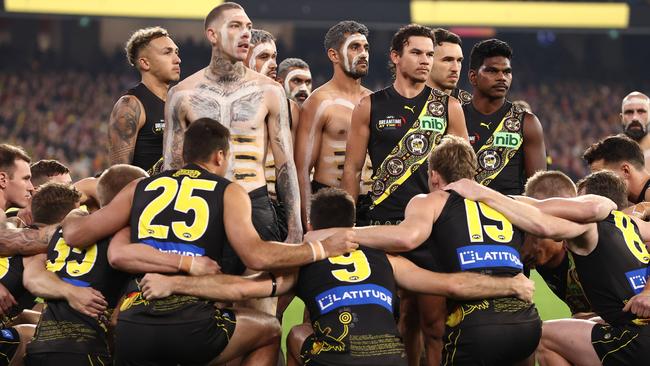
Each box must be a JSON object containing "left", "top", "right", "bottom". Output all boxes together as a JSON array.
[{"left": 186, "top": 84, "right": 265, "bottom": 131}]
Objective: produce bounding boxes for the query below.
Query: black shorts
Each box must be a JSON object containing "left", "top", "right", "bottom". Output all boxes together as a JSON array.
[
  {"left": 591, "top": 323, "right": 650, "bottom": 366},
  {"left": 0, "top": 328, "right": 20, "bottom": 365},
  {"left": 249, "top": 186, "right": 281, "bottom": 242},
  {"left": 271, "top": 199, "right": 288, "bottom": 242},
  {"left": 113, "top": 308, "right": 237, "bottom": 366},
  {"left": 300, "top": 333, "right": 407, "bottom": 366},
  {"left": 441, "top": 320, "right": 541, "bottom": 366},
  {"left": 25, "top": 353, "right": 111, "bottom": 366},
  {"left": 310, "top": 180, "right": 330, "bottom": 194}
]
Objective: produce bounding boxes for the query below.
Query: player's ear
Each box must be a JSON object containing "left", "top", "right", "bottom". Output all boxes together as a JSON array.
[
  {"left": 327, "top": 48, "right": 339, "bottom": 64},
  {"left": 389, "top": 50, "right": 400, "bottom": 67},
  {"left": 620, "top": 162, "right": 632, "bottom": 179},
  {"left": 468, "top": 69, "right": 477, "bottom": 86},
  {"left": 205, "top": 27, "right": 219, "bottom": 47},
  {"left": 138, "top": 57, "right": 150, "bottom": 72},
  {"left": 0, "top": 172, "right": 7, "bottom": 188}
]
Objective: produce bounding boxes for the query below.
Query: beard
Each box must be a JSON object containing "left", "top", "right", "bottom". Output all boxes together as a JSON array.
[
  {"left": 624, "top": 120, "right": 648, "bottom": 141},
  {"left": 343, "top": 67, "right": 367, "bottom": 80}
]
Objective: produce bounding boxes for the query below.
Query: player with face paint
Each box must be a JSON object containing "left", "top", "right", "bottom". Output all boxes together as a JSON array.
[
  {"left": 620, "top": 92, "right": 650, "bottom": 170},
  {"left": 161, "top": 3, "right": 304, "bottom": 352},
  {"left": 277, "top": 58, "right": 312, "bottom": 106},
  {"left": 163, "top": 2, "right": 302, "bottom": 243},
  {"left": 295, "top": 21, "right": 375, "bottom": 227}
]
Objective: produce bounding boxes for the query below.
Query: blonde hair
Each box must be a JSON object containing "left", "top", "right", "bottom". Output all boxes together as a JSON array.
[
  {"left": 125, "top": 26, "right": 170, "bottom": 67},
  {"left": 524, "top": 170, "right": 576, "bottom": 199},
  {"left": 428, "top": 135, "right": 477, "bottom": 183}
]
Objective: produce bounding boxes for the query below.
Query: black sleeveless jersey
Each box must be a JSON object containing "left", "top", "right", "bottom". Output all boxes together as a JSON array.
[
  {"left": 296, "top": 246, "right": 406, "bottom": 366},
  {"left": 0, "top": 255, "right": 33, "bottom": 323},
  {"left": 426, "top": 191, "right": 538, "bottom": 327},
  {"left": 464, "top": 100, "right": 526, "bottom": 195},
  {"left": 120, "top": 164, "right": 232, "bottom": 324},
  {"left": 28, "top": 229, "right": 129, "bottom": 356},
  {"left": 573, "top": 212, "right": 650, "bottom": 327},
  {"left": 124, "top": 83, "right": 165, "bottom": 172},
  {"left": 535, "top": 251, "right": 592, "bottom": 315},
  {"left": 368, "top": 85, "right": 437, "bottom": 221},
  {"left": 451, "top": 88, "right": 473, "bottom": 106}
]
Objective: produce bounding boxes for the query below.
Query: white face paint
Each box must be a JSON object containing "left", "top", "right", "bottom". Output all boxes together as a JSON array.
[
  {"left": 248, "top": 41, "right": 276, "bottom": 77},
  {"left": 340, "top": 34, "right": 369, "bottom": 73},
  {"left": 283, "top": 69, "right": 312, "bottom": 100},
  {"left": 219, "top": 13, "right": 251, "bottom": 60}
]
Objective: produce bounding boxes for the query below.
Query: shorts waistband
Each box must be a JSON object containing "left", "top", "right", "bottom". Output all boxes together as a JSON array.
[{"left": 248, "top": 186, "right": 269, "bottom": 200}]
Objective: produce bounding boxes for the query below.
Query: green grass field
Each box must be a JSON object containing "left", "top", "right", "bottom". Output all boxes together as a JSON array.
[{"left": 280, "top": 270, "right": 571, "bottom": 354}]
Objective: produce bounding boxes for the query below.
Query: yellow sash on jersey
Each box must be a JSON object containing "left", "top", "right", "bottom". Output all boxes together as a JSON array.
[
  {"left": 474, "top": 104, "right": 525, "bottom": 186},
  {"left": 369, "top": 89, "right": 449, "bottom": 209}
]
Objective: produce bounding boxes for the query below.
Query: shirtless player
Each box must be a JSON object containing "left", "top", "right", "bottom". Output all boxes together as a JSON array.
[
  {"left": 295, "top": 20, "right": 372, "bottom": 225},
  {"left": 162, "top": 2, "right": 302, "bottom": 244}
]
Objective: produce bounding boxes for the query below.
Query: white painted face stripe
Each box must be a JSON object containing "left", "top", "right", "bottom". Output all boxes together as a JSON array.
[
  {"left": 248, "top": 42, "right": 276, "bottom": 71},
  {"left": 283, "top": 69, "right": 312, "bottom": 95},
  {"left": 340, "top": 34, "right": 368, "bottom": 73},
  {"left": 220, "top": 15, "right": 250, "bottom": 55}
]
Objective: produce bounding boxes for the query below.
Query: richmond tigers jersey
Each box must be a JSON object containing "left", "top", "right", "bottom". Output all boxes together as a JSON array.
[
  {"left": 0, "top": 255, "right": 31, "bottom": 320},
  {"left": 296, "top": 246, "right": 406, "bottom": 366},
  {"left": 573, "top": 212, "right": 650, "bottom": 327},
  {"left": 120, "top": 164, "right": 232, "bottom": 324},
  {"left": 368, "top": 85, "right": 443, "bottom": 221},
  {"left": 28, "top": 229, "right": 128, "bottom": 356},
  {"left": 426, "top": 191, "right": 538, "bottom": 327},
  {"left": 464, "top": 101, "right": 526, "bottom": 195},
  {"left": 124, "top": 82, "right": 165, "bottom": 172}
]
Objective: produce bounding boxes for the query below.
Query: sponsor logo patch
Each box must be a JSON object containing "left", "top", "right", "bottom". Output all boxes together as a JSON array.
[
  {"left": 457, "top": 245, "right": 523, "bottom": 270},
  {"left": 315, "top": 284, "right": 393, "bottom": 315},
  {"left": 625, "top": 267, "right": 649, "bottom": 294},
  {"left": 142, "top": 239, "right": 205, "bottom": 256}
]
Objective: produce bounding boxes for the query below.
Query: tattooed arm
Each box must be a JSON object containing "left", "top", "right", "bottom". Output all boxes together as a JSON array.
[
  {"left": 0, "top": 223, "right": 57, "bottom": 256},
  {"left": 267, "top": 85, "right": 303, "bottom": 242},
  {"left": 108, "top": 95, "right": 145, "bottom": 165},
  {"left": 163, "top": 86, "right": 188, "bottom": 170}
]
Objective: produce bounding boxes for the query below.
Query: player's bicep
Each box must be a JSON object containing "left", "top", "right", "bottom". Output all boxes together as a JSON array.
[
  {"left": 295, "top": 98, "right": 324, "bottom": 171},
  {"left": 223, "top": 184, "right": 263, "bottom": 256},
  {"left": 108, "top": 96, "right": 143, "bottom": 164},
  {"left": 163, "top": 88, "right": 187, "bottom": 169},
  {"left": 390, "top": 255, "right": 447, "bottom": 295},
  {"left": 344, "top": 97, "right": 371, "bottom": 170},
  {"left": 522, "top": 113, "right": 547, "bottom": 177},
  {"left": 446, "top": 98, "right": 469, "bottom": 141}
]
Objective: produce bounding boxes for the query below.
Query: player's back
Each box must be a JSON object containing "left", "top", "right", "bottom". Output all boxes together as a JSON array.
[
  {"left": 574, "top": 211, "right": 650, "bottom": 327},
  {"left": 120, "top": 164, "right": 231, "bottom": 324},
  {"left": 296, "top": 245, "right": 406, "bottom": 366},
  {"left": 28, "top": 229, "right": 128, "bottom": 357},
  {"left": 428, "top": 191, "right": 536, "bottom": 326}
]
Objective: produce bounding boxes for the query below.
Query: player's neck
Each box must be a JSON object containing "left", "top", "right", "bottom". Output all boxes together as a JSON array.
[
  {"left": 206, "top": 49, "right": 246, "bottom": 83},
  {"left": 141, "top": 74, "right": 170, "bottom": 102},
  {"left": 426, "top": 79, "right": 452, "bottom": 95},
  {"left": 331, "top": 68, "right": 363, "bottom": 95},
  {"left": 393, "top": 75, "right": 426, "bottom": 99},
  {"left": 630, "top": 171, "right": 650, "bottom": 202},
  {"left": 0, "top": 195, "right": 8, "bottom": 212},
  {"left": 471, "top": 92, "right": 506, "bottom": 115}
]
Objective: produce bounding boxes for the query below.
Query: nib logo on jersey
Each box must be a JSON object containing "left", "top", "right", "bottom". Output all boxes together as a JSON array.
[
  {"left": 316, "top": 284, "right": 393, "bottom": 315},
  {"left": 626, "top": 268, "right": 649, "bottom": 294},
  {"left": 142, "top": 239, "right": 205, "bottom": 257},
  {"left": 457, "top": 245, "right": 523, "bottom": 271}
]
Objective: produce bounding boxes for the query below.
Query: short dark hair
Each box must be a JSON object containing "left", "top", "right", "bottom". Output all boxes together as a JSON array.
[
  {"left": 97, "top": 164, "right": 148, "bottom": 207},
  {"left": 469, "top": 39, "right": 513, "bottom": 70},
  {"left": 582, "top": 134, "right": 645, "bottom": 170},
  {"left": 30, "top": 160, "right": 70, "bottom": 187},
  {"left": 32, "top": 183, "right": 81, "bottom": 225},
  {"left": 577, "top": 170, "right": 628, "bottom": 210},
  {"left": 251, "top": 29, "right": 275, "bottom": 47},
  {"left": 278, "top": 58, "right": 310, "bottom": 79},
  {"left": 310, "top": 188, "right": 355, "bottom": 230},
  {"left": 324, "top": 20, "right": 369, "bottom": 52},
  {"left": 433, "top": 28, "right": 461, "bottom": 46},
  {"left": 389, "top": 24, "right": 434, "bottom": 77},
  {"left": 0, "top": 144, "right": 31, "bottom": 177},
  {"left": 524, "top": 171, "right": 576, "bottom": 199},
  {"left": 183, "top": 118, "right": 231, "bottom": 164},
  {"left": 204, "top": 2, "right": 244, "bottom": 30},
  {"left": 428, "top": 135, "right": 477, "bottom": 183}
]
